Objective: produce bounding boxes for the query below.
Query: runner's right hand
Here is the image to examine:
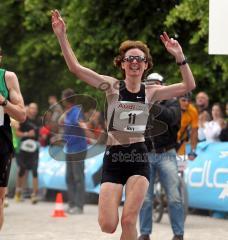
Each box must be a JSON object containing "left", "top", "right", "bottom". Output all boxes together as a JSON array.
[{"left": 51, "top": 9, "right": 66, "bottom": 38}]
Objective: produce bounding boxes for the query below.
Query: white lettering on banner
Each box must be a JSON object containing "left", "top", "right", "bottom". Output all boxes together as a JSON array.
[
  {"left": 219, "top": 151, "right": 228, "bottom": 158},
  {"left": 188, "top": 167, "right": 205, "bottom": 187},
  {"left": 187, "top": 160, "right": 228, "bottom": 199},
  {"left": 218, "top": 182, "right": 228, "bottom": 199},
  {"left": 206, "top": 161, "right": 213, "bottom": 188},
  {"left": 214, "top": 169, "right": 228, "bottom": 188}
]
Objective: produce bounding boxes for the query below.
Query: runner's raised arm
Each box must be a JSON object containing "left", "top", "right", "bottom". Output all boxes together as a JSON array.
[{"left": 51, "top": 10, "right": 115, "bottom": 89}]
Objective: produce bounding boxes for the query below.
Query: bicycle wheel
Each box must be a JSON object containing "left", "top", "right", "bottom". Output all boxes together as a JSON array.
[{"left": 153, "top": 181, "right": 164, "bottom": 223}]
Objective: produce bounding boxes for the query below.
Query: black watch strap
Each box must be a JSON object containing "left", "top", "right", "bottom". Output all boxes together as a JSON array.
[
  {"left": 0, "top": 98, "right": 8, "bottom": 107},
  {"left": 177, "top": 58, "right": 188, "bottom": 66}
]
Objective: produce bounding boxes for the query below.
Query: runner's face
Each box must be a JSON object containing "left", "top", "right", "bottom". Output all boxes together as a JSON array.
[{"left": 121, "top": 48, "right": 148, "bottom": 79}]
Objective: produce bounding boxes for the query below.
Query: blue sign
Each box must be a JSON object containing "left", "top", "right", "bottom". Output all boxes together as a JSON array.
[
  {"left": 38, "top": 145, "right": 104, "bottom": 194},
  {"left": 38, "top": 141, "right": 228, "bottom": 212},
  {"left": 185, "top": 141, "right": 228, "bottom": 212}
]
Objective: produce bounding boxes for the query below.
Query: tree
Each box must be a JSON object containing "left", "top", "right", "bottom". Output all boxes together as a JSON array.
[
  {"left": 1, "top": 0, "right": 225, "bottom": 113},
  {"left": 165, "top": 0, "right": 228, "bottom": 104}
]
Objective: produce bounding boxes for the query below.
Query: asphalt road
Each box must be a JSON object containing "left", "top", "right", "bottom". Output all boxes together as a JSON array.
[{"left": 1, "top": 199, "right": 228, "bottom": 240}]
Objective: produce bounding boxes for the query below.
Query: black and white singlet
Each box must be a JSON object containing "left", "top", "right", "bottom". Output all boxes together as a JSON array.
[{"left": 101, "top": 81, "right": 150, "bottom": 185}]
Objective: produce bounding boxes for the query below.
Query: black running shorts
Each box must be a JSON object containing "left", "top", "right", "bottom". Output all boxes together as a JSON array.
[
  {"left": 0, "top": 153, "right": 12, "bottom": 187},
  {"left": 101, "top": 142, "right": 150, "bottom": 185}
]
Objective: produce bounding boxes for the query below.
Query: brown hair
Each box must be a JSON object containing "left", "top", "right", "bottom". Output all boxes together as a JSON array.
[
  {"left": 113, "top": 40, "right": 153, "bottom": 78},
  {"left": 212, "top": 102, "right": 224, "bottom": 118},
  {"left": 61, "top": 88, "right": 76, "bottom": 104}
]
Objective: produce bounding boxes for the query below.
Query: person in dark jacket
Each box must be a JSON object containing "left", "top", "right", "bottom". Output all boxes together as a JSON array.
[{"left": 138, "top": 73, "right": 184, "bottom": 240}]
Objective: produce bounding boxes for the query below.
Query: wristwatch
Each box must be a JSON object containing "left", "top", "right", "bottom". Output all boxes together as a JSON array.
[
  {"left": 188, "top": 150, "right": 197, "bottom": 158},
  {"left": 176, "top": 58, "right": 188, "bottom": 66},
  {"left": 0, "top": 98, "right": 8, "bottom": 107}
]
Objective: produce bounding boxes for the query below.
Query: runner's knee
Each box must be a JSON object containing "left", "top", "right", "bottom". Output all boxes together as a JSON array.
[
  {"left": 98, "top": 216, "right": 118, "bottom": 233},
  {"left": 121, "top": 213, "right": 136, "bottom": 230}
]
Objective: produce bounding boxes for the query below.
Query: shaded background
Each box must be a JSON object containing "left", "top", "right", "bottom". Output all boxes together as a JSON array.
[{"left": 0, "top": 0, "right": 227, "bottom": 112}]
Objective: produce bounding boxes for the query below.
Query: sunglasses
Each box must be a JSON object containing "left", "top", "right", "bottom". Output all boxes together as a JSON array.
[{"left": 123, "top": 55, "right": 147, "bottom": 63}]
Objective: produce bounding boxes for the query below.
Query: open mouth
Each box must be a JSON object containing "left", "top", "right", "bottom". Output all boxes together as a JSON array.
[{"left": 129, "top": 64, "right": 140, "bottom": 70}]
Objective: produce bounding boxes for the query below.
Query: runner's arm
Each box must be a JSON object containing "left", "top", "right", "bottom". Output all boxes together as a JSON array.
[
  {"left": 146, "top": 33, "right": 195, "bottom": 102},
  {"left": 0, "top": 71, "right": 26, "bottom": 123},
  {"left": 51, "top": 10, "right": 115, "bottom": 89}
]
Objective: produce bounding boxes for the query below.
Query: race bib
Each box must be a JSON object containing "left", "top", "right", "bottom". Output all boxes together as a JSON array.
[
  {"left": 0, "top": 106, "right": 4, "bottom": 126},
  {"left": 20, "top": 139, "right": 38, "bottom": 152},
  {"left": 113, "top": 101, "right": 149, "bottom": 133}
]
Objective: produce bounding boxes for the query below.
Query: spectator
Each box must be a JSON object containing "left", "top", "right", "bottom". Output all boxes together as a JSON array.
[
  {"left": 48, "top": 95, "right": 63, "bottom": 124},
  {"left": 195, "top": 91, "right": 210, "bottom": 114},
  {"left": 39, "top": 111, "right": 52, "bottom": 147},
  {"left": 198, "top": 110, "right": 210, "bottom": 142},
  {"left": 177, "top": 93, "right": 198, "bottom": 160},
  {"left": 195, "top": 92, "right": 211, "bottom": 142},
  {"left": 62, "top": 88, "right": 87, "bottom": 214},
  {"left": 47, "top": 95, "right": 63, "bottom": 143},
  {"left": 87, "top": 111, "right": 106, "bottom": 144},
  {"left": 219, "top": 102, "right": 228, "bottom": 141},
  {"left": 225, "top": 103, "right": 228, "bottom": 121},
  {"left": 139, "top": 73, "right": 184, "bottom": 240},
  {"left": 204, "top": 103, "right": 225, "bottom": 142},
  {"left": 15, "top": 103, "right": 40, "bottom": 204}
]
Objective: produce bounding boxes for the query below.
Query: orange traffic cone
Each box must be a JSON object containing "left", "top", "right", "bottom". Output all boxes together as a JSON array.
[{"left": 52, "top": 192, "right": 66, "bottom": 217}]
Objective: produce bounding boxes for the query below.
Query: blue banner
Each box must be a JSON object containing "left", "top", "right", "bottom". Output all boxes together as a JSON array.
[
  {"left": 38, "top": 146, "right": 104, "bottom": 194},
  {"left": 38, "top": 141, "right": 228, "bottom": 212},
  {"left": 185, "top": 141, "right": 228, "bottom": 212}
]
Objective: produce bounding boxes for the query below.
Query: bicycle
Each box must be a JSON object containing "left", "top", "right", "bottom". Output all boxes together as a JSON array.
[{"left": 153, "top": 155, "right": 189, "bottom": 223}]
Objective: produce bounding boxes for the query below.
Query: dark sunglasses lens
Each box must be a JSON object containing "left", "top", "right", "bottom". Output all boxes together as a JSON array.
[
  {"left": 124, "top": 56, "right": 146, "bottom": 62},
  {"left": 128, "top": 56, "right": 135, "bottom": 62}
]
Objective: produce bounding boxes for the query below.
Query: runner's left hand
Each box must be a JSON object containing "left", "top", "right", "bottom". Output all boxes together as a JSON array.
[{"left": 160, "top": 32, "right": 184, "bottom": 61}]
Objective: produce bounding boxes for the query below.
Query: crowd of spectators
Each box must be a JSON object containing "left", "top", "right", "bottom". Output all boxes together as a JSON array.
[
  {"left": 6, "top": 90, "right": 227, "bottom": 207},
  {"left": 8, "top": 93, "right": 106, "bottom": 206},
  {"left": 195, "top": 92, "right": 227, "bottom": 142}
]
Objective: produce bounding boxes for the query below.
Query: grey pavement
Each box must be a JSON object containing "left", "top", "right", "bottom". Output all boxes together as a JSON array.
[{"left": 1, "top": 199, "right": 228, "bottom": 240}]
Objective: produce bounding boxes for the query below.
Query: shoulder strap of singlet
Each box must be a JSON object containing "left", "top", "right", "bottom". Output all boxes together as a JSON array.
[{"left": 0, "top": 68, "right": 9, "bottom": 99}]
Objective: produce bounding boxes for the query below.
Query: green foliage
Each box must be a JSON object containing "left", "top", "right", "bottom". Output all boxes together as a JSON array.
[
  {"left": 165, "top": 0, "right": 228, "bottom": 104},
  {"left": 0, "top": 0, "right": 226, "bottom": 115}
]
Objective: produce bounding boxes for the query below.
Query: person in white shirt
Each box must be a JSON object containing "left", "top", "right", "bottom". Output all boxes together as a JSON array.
[{"left": 204, "top": 103, "right": 225, "bottom": 142}]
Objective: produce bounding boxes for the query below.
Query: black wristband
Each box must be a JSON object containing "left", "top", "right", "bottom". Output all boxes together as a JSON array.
[
  {"left": 188, "top": 150, "right": 197, "bottom": 158},
  {"left": 176, "top": 58, "right": 187, "bottom": 66},
  {"left": 0, "top": 98, "right": 8, "bottom": 107}
]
